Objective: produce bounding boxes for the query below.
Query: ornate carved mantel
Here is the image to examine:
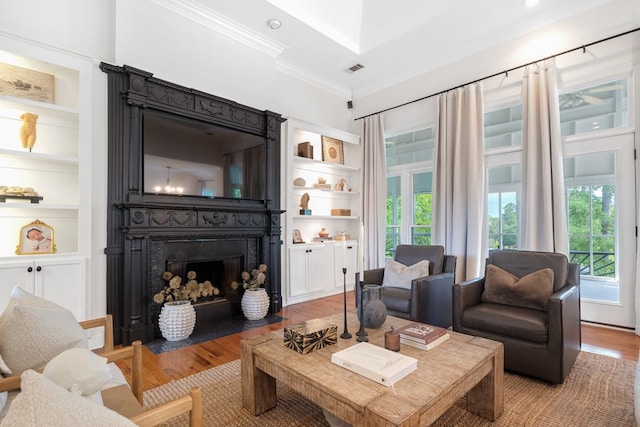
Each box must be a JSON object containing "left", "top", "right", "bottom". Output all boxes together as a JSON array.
[{"left": 100, "top": 63, "right": 285, "bottom": 345}]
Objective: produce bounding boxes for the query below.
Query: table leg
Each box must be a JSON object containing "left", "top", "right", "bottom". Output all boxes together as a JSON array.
[
  {"left": 467, "top": 345, "right": 504, "bottom": 421},
  {"left": 241, "top": 335, "right": 277, "bottom": 415}
]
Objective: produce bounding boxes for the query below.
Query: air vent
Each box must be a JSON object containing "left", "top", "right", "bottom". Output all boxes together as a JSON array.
[{"left": 347, "top": 64, "right": 365, "bottom": 73}]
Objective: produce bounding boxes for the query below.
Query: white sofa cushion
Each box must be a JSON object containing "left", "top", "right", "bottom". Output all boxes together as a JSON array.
[
  {"left": 0, "top": 287, "right": 87, "bottom": 375},
  {"left": 0, "top": 370, "right": 135, "bottom": 427}
]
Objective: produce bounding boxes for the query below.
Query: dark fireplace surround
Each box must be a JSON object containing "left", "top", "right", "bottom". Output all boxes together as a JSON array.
[{"left": 100, "top": 63, "right": 285, "bottom": 345}]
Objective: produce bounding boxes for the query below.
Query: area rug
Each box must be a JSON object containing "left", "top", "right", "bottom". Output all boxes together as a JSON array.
[{"left": 143, "top": 351, "right": 636, "bottom": 426}]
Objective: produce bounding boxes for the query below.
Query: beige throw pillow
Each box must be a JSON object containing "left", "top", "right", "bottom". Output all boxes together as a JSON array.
[
  {"left": 0, "top": 370, "right": 135, "bottom": 427},
  {"left": 481, "top": 264, "right": 554, "bottom": 311},
  {"left": 382, "top": 259, "right": 430, "bottom": 290},
  {"left": 0, "top": 287, "right": 87, "bottom": 375}
]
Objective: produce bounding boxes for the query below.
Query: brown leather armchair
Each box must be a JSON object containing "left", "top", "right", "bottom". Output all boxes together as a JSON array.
[
  {"left": 359, "top": 245, "right": 456, "bottom": 328},
  {"left": 453, "top": 249, "right": 581, "bottom": 384}
]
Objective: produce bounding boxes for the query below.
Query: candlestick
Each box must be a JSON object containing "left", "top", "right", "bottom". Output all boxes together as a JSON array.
[
  {"left": 340, "top": 267, "right": 351, "bottom": 339},
  {"left": 356, "top": 272, "right": 368, "bottom": 342},
  {"left": 342, "top": 231, "right": 347, "bottom": 269},
  {"left": 358, "top": 222, "right": 364, "bottom": 277}
]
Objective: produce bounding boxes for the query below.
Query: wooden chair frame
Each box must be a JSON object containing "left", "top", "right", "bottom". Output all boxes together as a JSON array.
[{"left": 0, "top": 314, "right": 203, "bottom": 426}]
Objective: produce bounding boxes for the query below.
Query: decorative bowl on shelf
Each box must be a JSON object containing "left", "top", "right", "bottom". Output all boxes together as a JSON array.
[{"left": 318, "top": 228, "right": 330, "bottom": 238}]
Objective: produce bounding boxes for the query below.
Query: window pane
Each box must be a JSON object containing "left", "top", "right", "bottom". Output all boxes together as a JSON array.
[
  {"left": 386, "top": 176, "right": 401, "bottom": 258},
  {"left": 487, "top": 165, "right": 520, "bottom": 250},
  {"left": 484, "top": 104, "right": 522, "bottom": 150},
  {"left": 411, "top": 227, "right": 431, "bottom": 245},
  {"left": 385, "top": 128, "right": 434, "bottom": 167},
  {"left": 560, "top": 79, "right": 628, "bottom": 136}
]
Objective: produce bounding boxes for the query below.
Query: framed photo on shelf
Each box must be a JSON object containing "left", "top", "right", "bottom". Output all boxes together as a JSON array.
[
  {"left": 0, "top": 63, "right": 55, "bottom": 104},
  {"left": 16, "top": 219, "right": 56, "bottom": 255},
  {"left": 321, "top": 136, "right": 344, "bottom": 165},
  {"left": 292, "top": 229, "right": 305, "bottom": 244}
]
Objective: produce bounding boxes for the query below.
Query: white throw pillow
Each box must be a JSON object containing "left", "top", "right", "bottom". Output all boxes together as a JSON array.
[
  {"left": 0, "top": 370, "right": 135, "bottom": 427},
  {"left": 0, "top": 354, "right": 11, "bottom": 376},
  {"left": 43, "top": 348, "right": 112, "bottom": 405},
  {"left": 0, "top": 287, "right": 87, "bottom": 375},
  {"left": 382, "top": 259, "right": 430, "bottom": 290}
]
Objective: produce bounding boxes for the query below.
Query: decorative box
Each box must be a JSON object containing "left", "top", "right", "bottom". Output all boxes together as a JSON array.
[
  {"left": 298, "top": 141, "right": 313, "bottom": 159},
  {"left": 331, "top": 209, "right": 351, "bottom": 216},
  {"left": 284, "top": 319, "right": 338, "bottom": 354}
]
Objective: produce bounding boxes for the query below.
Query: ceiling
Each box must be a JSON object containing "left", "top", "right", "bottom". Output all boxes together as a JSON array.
[{"left": 159, "top": 0, "right": 635, "bottom": 99}]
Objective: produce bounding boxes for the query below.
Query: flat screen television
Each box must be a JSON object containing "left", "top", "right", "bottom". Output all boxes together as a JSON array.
[{"left": 142, "top": 110, "right": 266, "bottom": 200}]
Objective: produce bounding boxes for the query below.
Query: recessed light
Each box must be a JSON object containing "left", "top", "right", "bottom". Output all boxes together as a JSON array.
[{"left": 267, "top": 19, "right": 281, "bottom": 30}]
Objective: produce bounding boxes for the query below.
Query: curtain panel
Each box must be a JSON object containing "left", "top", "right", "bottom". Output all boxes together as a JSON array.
[
  {"left": 433, "top": 83, "right": 487, "bottom": 282},
  {"left": 520, "top": 59, "right": 569, "bottom": 255},
  {"left": 362, "top": 114, "right": 387, "bottom": 269}
]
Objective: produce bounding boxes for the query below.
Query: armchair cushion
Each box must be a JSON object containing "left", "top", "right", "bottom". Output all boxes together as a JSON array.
[
  {"left": 1, "top": 370, "right": 135, "bottom": 427},
  {"left": 382, "top": 259, "right": 430, "bottom": 290},
  {"left": 0, "top": 287, "right": 87, "bottom": 375},
  {"left": 481, "top": 264, "right": 554, "bottom": 311}
]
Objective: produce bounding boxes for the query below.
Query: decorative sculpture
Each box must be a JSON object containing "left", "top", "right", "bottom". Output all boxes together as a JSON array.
[
  {"left": 19, "top": 112, "right": 38, "bottom": 152},
  {"left": 299, "top": 192, "right": 311, "bottom": 215}
]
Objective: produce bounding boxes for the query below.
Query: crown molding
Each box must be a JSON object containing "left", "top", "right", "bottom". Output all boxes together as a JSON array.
[
  {"left": 275, "top": 58, "right": 352, "bottom": 100},
  {"left": 149, "top": 0, "right": 288, "bottom": 58}
]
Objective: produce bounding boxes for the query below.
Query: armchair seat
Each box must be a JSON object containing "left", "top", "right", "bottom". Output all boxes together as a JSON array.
[
  {"left": 463, "top": 303, "right": 548, "bottom": 344},
  {"left": 361, "top": 245, "right": 456, "bottom": 328},
  {"left": 453, "top": 249, "right": 581, "bottom": 384}
]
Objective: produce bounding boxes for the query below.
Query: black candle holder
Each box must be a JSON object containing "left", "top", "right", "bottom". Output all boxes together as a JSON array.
[
  {"left": 340, "top": 267, "right": 352, "bottom": 339},
  {"left": 355, "top": 272, "right": 368, "bottom": 342}
]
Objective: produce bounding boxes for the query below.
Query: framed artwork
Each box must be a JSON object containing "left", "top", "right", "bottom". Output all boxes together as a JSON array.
[
  {"left": 16, "top": 219, "right": 56, "bottom": 255},
  {"left": 292, "top": 229, "right": 305, "bottom": 244},
  {"left": 0, "top": 62, "right": 55, "bottom": 104},
  {"left": 321, "top": 136, "right": 344, "bottom": 165}
]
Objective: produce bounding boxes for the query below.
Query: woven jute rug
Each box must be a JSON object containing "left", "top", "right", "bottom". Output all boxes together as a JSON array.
[{"left": 143, "top": 351, "right": 636, "bottom": 426}]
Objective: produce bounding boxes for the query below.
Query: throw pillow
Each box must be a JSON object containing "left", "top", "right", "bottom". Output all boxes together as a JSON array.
[
  {"left": 0, "top": 370, "right": 135, "bottom": 427},
  {"left": 0, "top": 287, "right": 88, "bottom": 375},
  {"left": 43, "top": 348, "right": 112, "bottom": 405},
  {"left": 481, "top": 264, "right": 554, "bottom": 311},
  {"left": 382, "top": 259, "right": 430, "bottom": 290}
]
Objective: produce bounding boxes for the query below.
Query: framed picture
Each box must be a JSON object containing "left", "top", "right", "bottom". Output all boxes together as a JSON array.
[
  {"left": 16, "top": 219, "right": 56, "bottom": 255},
  {"left": 292, "top": 229, "right": 305, "bottom": 244},
  {"left": 0, "top": 62, "right": 55, "bottom": 104},
  {"left": 321, "top": 136, "right": 344, "bottom": 165}
]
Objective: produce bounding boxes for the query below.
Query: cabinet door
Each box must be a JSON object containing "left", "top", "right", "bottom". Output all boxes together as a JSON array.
[
  {"left": 34, "top": 257, "right": 86, "bottom": 320},
  {"left": 0, "top": 260, "right": 36, "bottom": 313},
  {"left": 306, "top": 245, "right": 327, "bottom": 293},
  {"left": 289, "top": 246, "right": 310, "bottom": 297}
]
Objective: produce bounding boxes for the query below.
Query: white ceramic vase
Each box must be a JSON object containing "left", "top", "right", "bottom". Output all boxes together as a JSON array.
[
  {"left": 158, "top": 300, "right": 196, "bottom": 341},
  {"left": 241, "top": 288, "right": 270, "bottom": 320}
]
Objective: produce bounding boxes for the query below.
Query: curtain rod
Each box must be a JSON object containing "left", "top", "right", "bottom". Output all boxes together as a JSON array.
[{"left": 355, "top": 25, "right": 640, "bottom": 121}]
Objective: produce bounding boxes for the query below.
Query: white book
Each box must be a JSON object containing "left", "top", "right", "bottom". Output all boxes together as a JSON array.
[
  {"left": 331, "top": 342, "right": 418, "bottom": 387},
  {"left": 400, "top": 333, "right": 449, "bottom": 351}
]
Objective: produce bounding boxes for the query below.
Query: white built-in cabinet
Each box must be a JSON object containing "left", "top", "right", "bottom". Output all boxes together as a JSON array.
[
  {"left": 282, "top": 118, "right": 362, "bottom": 305},
  {"left": 0, "top": 35, "right": 92, "bottom": 319}
]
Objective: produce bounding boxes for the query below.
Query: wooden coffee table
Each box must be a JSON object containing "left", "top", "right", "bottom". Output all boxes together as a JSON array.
[{"left": 241, "top": 312, "right": 503, "bottom": 426}]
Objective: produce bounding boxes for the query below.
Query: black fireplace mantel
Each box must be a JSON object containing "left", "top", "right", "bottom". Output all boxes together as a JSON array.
[{"left": 100, "top": 63, "right": 285, "bottom": 344}]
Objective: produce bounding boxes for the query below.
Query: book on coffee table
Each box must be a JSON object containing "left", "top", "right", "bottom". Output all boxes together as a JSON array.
[
  {"left": 395, "top": 322, "right": 447, "bottom": 344},
  {"left": 400, "top": 333, "right": 449, "bottom": 350},
  {"left": 331, "top": 342, "right": 417, "bottom": 387}
]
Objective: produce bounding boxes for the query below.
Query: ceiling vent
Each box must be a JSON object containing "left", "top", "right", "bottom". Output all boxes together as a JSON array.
[{"left": 347, "top": 64, "right": 365, "bottom": 73}]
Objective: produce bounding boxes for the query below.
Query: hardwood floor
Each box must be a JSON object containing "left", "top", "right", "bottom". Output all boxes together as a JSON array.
[{"left": 116, "top": 291, "right": 640, "bottom": 391}]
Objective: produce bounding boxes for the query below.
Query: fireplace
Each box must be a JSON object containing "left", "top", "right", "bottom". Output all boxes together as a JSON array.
[{"left": 101, "top": 63, "right": 285, "bottom": 344}]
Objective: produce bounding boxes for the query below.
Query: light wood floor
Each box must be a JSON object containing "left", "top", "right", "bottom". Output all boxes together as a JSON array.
[{"left": 116, "top": 291, "right": 640, "bottom": 391}]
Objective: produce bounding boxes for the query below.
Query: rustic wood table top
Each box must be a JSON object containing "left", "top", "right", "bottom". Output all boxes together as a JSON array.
[{"left": 241, "top": 311, "right": 503, "bottom": 426}]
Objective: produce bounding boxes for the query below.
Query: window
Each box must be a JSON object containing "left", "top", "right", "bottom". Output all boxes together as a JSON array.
[{"left": 385, "top": 128, "right": 434, "bottom": 259}]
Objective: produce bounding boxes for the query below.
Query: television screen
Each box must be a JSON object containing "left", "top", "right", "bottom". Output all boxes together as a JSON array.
[{"left": 142, "top": 110, "right": 265, "bottom": 199}]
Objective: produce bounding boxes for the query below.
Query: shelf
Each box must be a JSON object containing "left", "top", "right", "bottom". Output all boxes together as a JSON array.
[
  {"left": 293, "top": 215, "right": 359, "bottom": 220},
  {"left": 0, "top": 94, "right": 79, "bottom": 117},
  {"left": 293, "top": 156, "right": 360, "bottom": 172},
  {"left": 0, "top": 202, "right": 79, "bottom": 210},
  {"left": 0, "top": 148, "right": 78, "bottom": 164},
  {"left": 292, "top": 186, "right": 359, "bottom": 195}
]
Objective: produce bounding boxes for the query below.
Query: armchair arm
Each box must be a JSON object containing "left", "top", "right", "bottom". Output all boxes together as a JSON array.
[
  {"left": 547, "top": 284, "right": 581, "bottom": 351},
  {"left": 79, "top": 314, "right": 114, "bottom": 353},
  {"left": 130, "top": 386, "right": 203, "bottom": 427},
  {"left": 363, "top": 268, "right": 384, "bottom": 285},
  {"left": 102, "top": 340, "right": 143, "bottom": 405},
  {"left": 410, "top": 272, "right": 455, "bottom": 327},
  {"left": 452, "top": 277, "right": 485, "bottom": 331}
]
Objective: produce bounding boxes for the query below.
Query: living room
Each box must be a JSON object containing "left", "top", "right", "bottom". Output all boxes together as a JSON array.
[{"left": 1, "top": 0, "right": 640, "bottom": 425}]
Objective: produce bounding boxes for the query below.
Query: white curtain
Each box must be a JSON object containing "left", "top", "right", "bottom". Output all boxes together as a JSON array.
[
  {"left": 520, "top": 59, "right": 569, "bottom": 255},
  {"left": 362, "top": 114, "right": 387, "bottom": 269},
  {"left": 433, "top": 84, "right": 486, "bottom": 282}
]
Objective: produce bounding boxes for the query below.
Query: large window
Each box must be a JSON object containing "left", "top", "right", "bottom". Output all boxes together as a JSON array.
[
  {"left": 487, "top": 165, "right": 520, "bottom": 250},
  {"left": 385, "top": 128, "right": 434, "bottom": 259}
]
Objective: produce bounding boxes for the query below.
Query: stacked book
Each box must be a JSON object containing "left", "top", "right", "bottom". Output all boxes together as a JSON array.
[{"left": 395, "top": 322, "right": 449, "bottom": 350}]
